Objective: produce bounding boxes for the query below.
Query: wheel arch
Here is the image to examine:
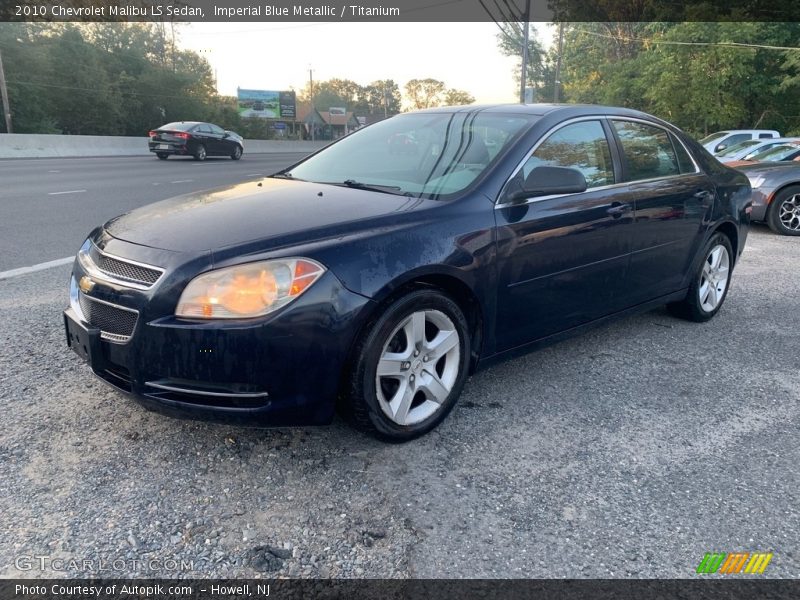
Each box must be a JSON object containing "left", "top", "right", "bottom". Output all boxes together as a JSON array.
[
  {"left": 767, "top": 181, "right": 800, "bottom": 210},
  {"left": 350, "top": 269, "right": 485, "bottom": 375},
  {"left": 711, "top": 220, "right": 739, "bottom": 264}
]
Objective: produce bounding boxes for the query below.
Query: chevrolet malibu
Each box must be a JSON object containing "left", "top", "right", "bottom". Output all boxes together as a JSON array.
[{"left": 64, "top": 105, "right": 751, "bottom": 441}]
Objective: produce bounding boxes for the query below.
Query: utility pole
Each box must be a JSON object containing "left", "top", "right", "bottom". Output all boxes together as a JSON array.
[
  {"left": 554, "top": 22, "right": 565, "bottom": 103},
  {"left": 519, "top": 0, "right": 531, "bottom": 104},
  {"left": 309, "top": 67, "right": 315, "bottom": 141},
  {"left": 0, "top": 49, "right": 12, "bottom": 133}
]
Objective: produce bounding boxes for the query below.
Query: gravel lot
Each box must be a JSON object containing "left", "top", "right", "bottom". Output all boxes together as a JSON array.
[{"left": 0, "top": 225, "right": 797, "bottom": 579}]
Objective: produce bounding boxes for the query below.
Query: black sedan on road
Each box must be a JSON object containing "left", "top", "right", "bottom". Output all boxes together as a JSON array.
[
  {"left": 66, "top": 104, "right": 751, "bottom": 441},
  {"left": 148, "top": 121, "right": 244, "bottom": 161}
]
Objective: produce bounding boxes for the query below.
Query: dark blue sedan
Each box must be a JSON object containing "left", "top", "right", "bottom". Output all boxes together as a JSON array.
[{"left": 64, "top": 104, "right": 751, "bottom": 441}]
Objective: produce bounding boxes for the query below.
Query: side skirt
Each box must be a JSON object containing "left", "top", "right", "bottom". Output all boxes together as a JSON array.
[{"left": 476, "top": 289, "right": 688, "bottom": 371}]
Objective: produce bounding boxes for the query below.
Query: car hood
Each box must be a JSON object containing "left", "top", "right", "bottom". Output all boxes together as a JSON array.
[{"left": 105, "top": 178, "right": 429, "bottom": 253}]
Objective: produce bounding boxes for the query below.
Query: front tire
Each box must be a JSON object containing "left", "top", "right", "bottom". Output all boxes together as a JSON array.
[
  {"left": 342, "top": 289, "right": 471, "bottom": 442},
  {"left": 194, "top": 144, "right": 207, "bottom": 161},
  {"left": 668, "top": 232, "right": 733, "bottom": 322},
  {"left": 231, "top": 145, "right": 243, "bottom": 160},
  {"left": 767, "top": 185, "right": 800, "bottom": 236}
]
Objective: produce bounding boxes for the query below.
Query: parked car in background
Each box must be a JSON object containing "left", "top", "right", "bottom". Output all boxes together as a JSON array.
[
  {"left": 738, "top": 162, "right": 800, "bottom": 235},
  {"left": 715, "top": 137, "right": 800, "bottom": 163},
  {"left": 148, "top": 121, "right": 244, "bottom": 161},
  {"left": 66, "top": 104, "right": 751, "bottom": 441},
  {"left": 742, "top": 142, "right": 800, "bottom": 164},
  {"left": 700, "top": 129, "right": 780, "bottom": 154}
]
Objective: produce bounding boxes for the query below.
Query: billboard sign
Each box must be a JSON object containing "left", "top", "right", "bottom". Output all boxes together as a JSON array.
[{"left": 237, "top": 89, "right": 296, "bottom": 119}]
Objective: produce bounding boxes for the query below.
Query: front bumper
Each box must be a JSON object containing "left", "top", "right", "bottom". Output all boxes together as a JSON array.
[
  {"left": 749, "top": 189, "right": 771, "bottom": 222},
  {"left": 64, "top": 236, "right": 373, "bottom": 427}
]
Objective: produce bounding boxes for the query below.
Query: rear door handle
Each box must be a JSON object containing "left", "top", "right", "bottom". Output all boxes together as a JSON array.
[{"left": 607, "top": 202, "right": 633, "bottom": 218}]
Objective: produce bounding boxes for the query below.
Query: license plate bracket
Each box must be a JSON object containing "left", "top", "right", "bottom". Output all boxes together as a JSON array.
[{"left": 64, "top": 310, "right": 106, "bottom": 371}]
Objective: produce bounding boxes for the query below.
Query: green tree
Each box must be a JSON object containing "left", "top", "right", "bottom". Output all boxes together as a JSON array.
[
  {"left": 443, "top": 89, "right": 475, "bottom": 106},
  {"left": 404, "top": 78, "right": 447, "bottom": 109},
  {"left": 357, "top": 79, "right": 402, "bottom": 115}
]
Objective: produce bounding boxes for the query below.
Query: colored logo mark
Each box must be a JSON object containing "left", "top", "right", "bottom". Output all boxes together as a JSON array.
[{"left": 696, "top": 552, "right": 773, "bottom": 574}]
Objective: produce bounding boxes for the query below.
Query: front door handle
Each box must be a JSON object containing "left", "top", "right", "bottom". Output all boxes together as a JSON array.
[
  {"left": 693, "top": 190, "right": 714, "bottom": 201},
  {"left": 607, "top": 202, "right": 633, "bottom": 218}
]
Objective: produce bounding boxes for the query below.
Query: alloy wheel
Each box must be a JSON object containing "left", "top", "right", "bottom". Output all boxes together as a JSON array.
[
  {"left": 778, "top": 193, "right": 800, "bottom": 232},
  {"left": 375, "top": 309, "right": 460, "bottom": 426},
  {"left": 698, "top": 244, "right": 730, "bottom": 312}
]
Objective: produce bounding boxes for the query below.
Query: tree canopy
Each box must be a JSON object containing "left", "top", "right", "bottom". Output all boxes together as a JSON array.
[{"left": 498, "top": 21, "right": 800, "bottom": 136}]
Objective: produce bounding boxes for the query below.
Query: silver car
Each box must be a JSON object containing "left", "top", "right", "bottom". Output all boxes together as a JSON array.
[{"left": 738, "top": 162, "right": 800, "bottom": 235}]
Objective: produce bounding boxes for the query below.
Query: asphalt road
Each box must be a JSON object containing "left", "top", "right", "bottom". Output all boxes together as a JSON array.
[
  {"left": 0, "top": 153, "right": 307, "bottom": 272},
  {"left": 0, "top": 223, "right": 797, "bottom": 579}
]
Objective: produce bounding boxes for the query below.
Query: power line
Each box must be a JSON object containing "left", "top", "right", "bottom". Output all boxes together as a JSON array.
[{"left": 574, "top": 27, "right": 800, "bottom": 52}]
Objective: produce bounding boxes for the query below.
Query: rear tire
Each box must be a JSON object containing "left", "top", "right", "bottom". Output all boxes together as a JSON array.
[
  {"left": 231, "top": 145, "right": 243, "bottom": 160},
  {"left": 156, "top": 153, "right": 168, "bottom": 160},
  {"left": 766, "top": 185, "right": 800, "bottom": 236},
  {"left": 194, "top": 144, "right": 207, "bottom": 161},
  {"left": 668, "top": 232, "right": 733, "bottom": 322},
  {"left": 342, "top": 289, "right": 470, "bottom": 442}
]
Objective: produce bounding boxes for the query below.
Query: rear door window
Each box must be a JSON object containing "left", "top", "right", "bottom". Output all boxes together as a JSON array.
[{"left": 612, "top": 120, "right": 680, "bottom": 181}]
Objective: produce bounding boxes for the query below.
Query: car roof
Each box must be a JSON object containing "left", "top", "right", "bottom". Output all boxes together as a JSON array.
[{"left": 411, "top": 103, "right": 659, "bottom": 118}]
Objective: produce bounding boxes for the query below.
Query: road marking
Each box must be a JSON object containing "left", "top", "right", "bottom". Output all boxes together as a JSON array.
[
  {"left": 0, "top": 256, "right": 73, "bottom": 280},
  {"left": 48, "top": 189, "right": 87, "bottom": 195},
  {"left": 48, "top": 170, "right": 61, "bottom": 173},
  {"left": 246, "top": 173, "right": 264, "bottom": 176},
  {"left": 171, "top": 179, "right": 193, "bottom": 184}
]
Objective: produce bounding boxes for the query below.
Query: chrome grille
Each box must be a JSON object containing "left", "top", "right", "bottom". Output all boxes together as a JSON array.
[
  {"left": 78, "top": 292, "right": 138, "bottom": 343},
  {"left": 88, "top": 245, "right": 163, "bottom": 288}
]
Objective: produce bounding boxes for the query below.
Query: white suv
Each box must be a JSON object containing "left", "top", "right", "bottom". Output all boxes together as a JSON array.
[{"left": 700, "top": 129, "right": 780, "bottom": 154}]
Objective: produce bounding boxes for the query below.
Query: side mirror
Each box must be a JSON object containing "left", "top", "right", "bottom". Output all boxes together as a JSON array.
[
  {"left": 222, "top": 132, "right": 230, "bottom": 138},
  {"left": 506, "top": 166, "right": 588, "bottom": 203},
  {"left": 715, "top": 143, "right": 727, "bottom": 152}
]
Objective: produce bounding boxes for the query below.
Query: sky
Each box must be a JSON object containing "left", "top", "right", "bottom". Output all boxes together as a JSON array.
[{"left": 178, "top": 22, "right": 555, "bottom": 107}]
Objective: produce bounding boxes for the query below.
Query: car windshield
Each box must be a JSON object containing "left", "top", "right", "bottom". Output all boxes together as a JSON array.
[
  {"left": 700, "top": 131, "right": 729, "bottom": 144},
  {"left": 160, "top": 122, "right": 197, "bottom": 131},
  {"left": 749, "top": 144, "right": 800, "bottom": 161},
  {"left": 716, "top": 139, "right": 760, "bottom": 157},
  {"left": 287, "top": 112, "right": 534, "bottom": 198}
]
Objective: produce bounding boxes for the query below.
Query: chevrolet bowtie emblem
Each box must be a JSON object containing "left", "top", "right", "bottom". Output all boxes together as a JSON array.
[{"left": 78, "top": 276, "right": 95, "bottom": 293}]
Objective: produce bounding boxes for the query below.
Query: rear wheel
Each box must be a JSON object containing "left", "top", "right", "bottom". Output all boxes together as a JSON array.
[
  {"left": 194, "top": 144, "right": 207, "bottom": 161},
  {"left": 231, "top": 145, "right": 243, "bottom": 160},
  {"left": 342, "top": 289, "right": 470, "bottom": 442},
  {"left": 668, "top": 232, "right": 733, "bottom": 322},
  {"left": 156, "top": 153, "right": 168, "bottom": 160},
  {"left": 767, "top": 185, "right": 800, "bottom": 236}
]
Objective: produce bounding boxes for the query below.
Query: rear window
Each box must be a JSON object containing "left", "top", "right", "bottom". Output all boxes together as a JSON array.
[{"left": 160, "top": 122, "right": 196, "bottom": 131}]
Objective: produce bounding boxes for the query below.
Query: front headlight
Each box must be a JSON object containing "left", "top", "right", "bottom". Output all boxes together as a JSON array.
[
  {"left": 175, "top": 258, "right": 326, "bottom": 319},
  {"left": 747, "top": 175, "right": 765, "bottom": 189}
]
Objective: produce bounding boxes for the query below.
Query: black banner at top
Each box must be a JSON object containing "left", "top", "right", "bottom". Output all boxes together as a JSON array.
[{"left": 2, "top": 0, "right": 800, "bottom": 22}]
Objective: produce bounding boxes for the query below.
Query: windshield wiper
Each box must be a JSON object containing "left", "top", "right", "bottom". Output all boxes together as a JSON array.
[{"left": 329, "top": 179, "right": 409, "bottom": 195}]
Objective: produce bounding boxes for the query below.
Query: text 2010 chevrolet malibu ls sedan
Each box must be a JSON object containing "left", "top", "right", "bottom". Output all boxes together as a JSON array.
[{"left": 64, "top": 105, "right": 751, "bottom": 441}]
